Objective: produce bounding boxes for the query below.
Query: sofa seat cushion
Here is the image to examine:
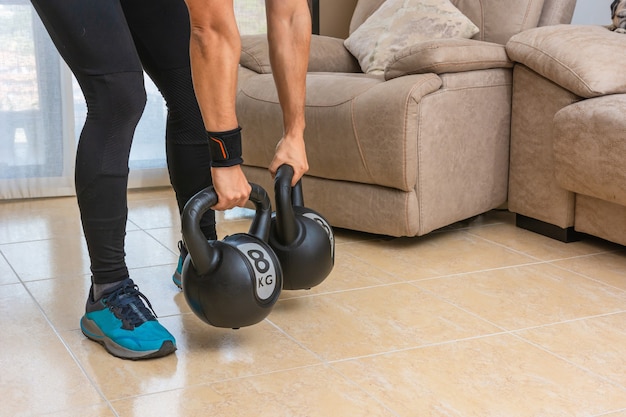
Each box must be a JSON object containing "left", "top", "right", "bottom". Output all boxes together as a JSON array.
[
  {"left": 554, "top": 94, "right": 626, "bottom": 206},
  {"left": 507, "top": 25, "right": 626, "bottom": 98},
  {"left": 237, "top": 70, "right": 442, "bottom": 191}
]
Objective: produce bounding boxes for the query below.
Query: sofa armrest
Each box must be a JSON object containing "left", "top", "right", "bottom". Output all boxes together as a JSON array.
[
  {"left": 384, "top": 39, "right": 512, "bottom": 81},
  {"left": 240, "top": 34, "right": 361, "bottom": 74},
  {"left": 506, "top": 25, "right": 626, "bottom": 98}
]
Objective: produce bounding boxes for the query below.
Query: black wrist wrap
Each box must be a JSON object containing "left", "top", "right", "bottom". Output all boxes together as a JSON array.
[{"left": 207, "top": 127, "right": 243, "bottom": 167}]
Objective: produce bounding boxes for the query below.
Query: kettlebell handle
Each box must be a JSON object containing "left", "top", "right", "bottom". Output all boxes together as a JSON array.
[
  {"left": 275, "top": 164, "right": 306, "bottom": 246},
  {"left": 182, "top": 183, "right": 272, "bottom": 276},
  {"left": 275, "top": 164, "right": 306, "bottom": 206},
  {"left": 249, "top": 183, "right": 273, "bottom": 241}
]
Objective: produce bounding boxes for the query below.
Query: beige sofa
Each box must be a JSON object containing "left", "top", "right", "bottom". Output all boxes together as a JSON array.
[
  {"left": 236, "top": 0, "right": 576, "bottom": 237},
  {"left": 506, "top": 25, "right": 626, "bottom": 246}
]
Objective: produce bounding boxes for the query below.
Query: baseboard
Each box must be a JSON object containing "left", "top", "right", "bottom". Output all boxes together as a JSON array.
[{"left": 515, "top": 214, "right": 582, "bottom": 243}]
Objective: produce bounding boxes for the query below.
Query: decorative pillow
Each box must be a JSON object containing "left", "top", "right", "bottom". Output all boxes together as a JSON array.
[{"left": 344, "top": 0, "right": 480, "bottom": 74}]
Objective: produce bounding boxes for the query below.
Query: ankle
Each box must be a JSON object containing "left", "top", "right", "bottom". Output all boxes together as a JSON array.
[{"left": 92, "top": 279, "right": 125, "bottom": 299}]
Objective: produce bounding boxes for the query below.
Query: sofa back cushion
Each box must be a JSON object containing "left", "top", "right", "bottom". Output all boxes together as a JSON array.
[
  {"left": 349, "top": 0, "right": 546, "bottom": 45},
  {"left": 349, "top": 0, "right": 386, "bottom": 34},
  {"left": 452, "top": 0, "right": 545, "bottom": 44},
  {"left": 537, "top": 0, "right": 577, "bottom": 27}
]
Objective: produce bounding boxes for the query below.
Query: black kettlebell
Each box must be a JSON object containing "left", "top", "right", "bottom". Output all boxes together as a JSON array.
[
  {"left": 181, "top": 184, "right": 282, "bottom": 329},
  {"left": 268, "top": 165, "right": 335, "bottom": 290}
]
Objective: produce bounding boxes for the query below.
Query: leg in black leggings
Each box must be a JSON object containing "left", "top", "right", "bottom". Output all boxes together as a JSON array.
[
  {"left": 30, "top": 0, "right": 215, "bottom": 286},
  {"left": 120, "top": 0, "right": 216, "bottom": 240},
  {"left": 31, "top": 0, "right": 145, "bottom": 285},
  {"left": 30, "top": 0, "right": 179, "bottom": 359}
]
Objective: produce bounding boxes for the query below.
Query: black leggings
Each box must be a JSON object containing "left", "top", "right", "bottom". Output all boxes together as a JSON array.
[{"left": 30, "top": 0, "right": 216, "bottom": 284}]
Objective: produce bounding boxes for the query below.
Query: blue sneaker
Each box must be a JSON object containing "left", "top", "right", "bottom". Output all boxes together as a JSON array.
[
  {"left": 172, "top": 241, "right": 187, "bottom": 289},
  {"left": 80, "top": 278, "right": 176, "bottom": 360}
]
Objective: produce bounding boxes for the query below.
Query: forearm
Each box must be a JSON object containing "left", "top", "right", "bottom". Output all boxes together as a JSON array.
[
  {"left": 265, "top": 0, "right": 311, "bottom": 136},
  {"left": 186, "top": 0, "right": 240, "bottom": 132},
  {"left": 184, "top": 0, "right": 250, "bottom": 211}
]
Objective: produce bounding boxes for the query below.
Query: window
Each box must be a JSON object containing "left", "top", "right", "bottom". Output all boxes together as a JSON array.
[
  {"left": 0, "top": 1, "right": 74, "bottom": 198},
  {"left": 0, "top": 0, "right": 268, "bottom": 199}
]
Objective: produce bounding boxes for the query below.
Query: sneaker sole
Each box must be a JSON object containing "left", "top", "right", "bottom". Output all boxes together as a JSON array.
[
  {"left": 172, "top": 271, "right": 182, "bottom": 290},
  {"left": 80, "top": 316, "right": 176, "bottom": 360}
]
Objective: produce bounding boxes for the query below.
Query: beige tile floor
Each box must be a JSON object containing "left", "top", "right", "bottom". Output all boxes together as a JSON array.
[{"left": 1, "top": 187, "right": 626, "bottom": 417}]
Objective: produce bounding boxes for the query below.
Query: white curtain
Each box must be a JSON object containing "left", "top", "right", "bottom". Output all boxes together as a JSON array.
[{"left": 0, "top": 0, "right": 267, "bottom": 200}]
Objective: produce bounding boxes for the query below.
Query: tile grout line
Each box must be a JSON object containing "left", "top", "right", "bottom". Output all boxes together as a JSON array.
[
  {"left": 0, "top": 248, "right": 21, "bottom": 285},
  {"left": 410, "top": 273, "right": 626, "bottom": 337},
  {"left": 466, "top": 226, "right": 624, "bottom": 262},
  {"left": 263, "top": 319, "right": 402, "bottom": 417},
  {"left": 19, "top": 281, "right": 121, "bottom": 416},
  {"left": 510, "top": 330, "right": 626, "bottom": 395},
  {"left": 549, "top": 258, "right": 626, "bottom": 294}
]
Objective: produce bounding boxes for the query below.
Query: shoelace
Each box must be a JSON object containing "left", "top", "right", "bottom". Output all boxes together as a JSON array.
[{"left": 104, "top": 283, "right": 158, "bottom": 329}]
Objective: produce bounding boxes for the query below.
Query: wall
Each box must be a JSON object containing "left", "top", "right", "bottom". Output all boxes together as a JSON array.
[
  {"left": 571, "top": 0, "right": 613, "bottom": 24},
  {"left": 318, "top": 0, "right": 358, "bottom": 38}
]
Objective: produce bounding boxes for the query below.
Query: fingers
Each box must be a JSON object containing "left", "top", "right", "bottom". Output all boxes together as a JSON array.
[
  {"left": 268, "top": 157, "right": 308, "bottom": 187},
  {"left": 210, "top": 165, "right": 252, "bottom": 211},
  {"left": 211, "top": 186, "right": 250, "bottom": 211},
  {"left": 269, "top": 158, "right": 308, "bottom": 187},
  {"left": 270, "top": 136, "right": 309, "bottom": 186}
]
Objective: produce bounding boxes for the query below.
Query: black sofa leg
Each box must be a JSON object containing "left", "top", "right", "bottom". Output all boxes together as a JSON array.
[{"left": 515, "top": 214, "right": 582, "bottom": 243}]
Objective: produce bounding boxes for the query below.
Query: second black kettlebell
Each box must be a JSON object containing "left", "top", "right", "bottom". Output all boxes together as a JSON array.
[
  {"left": 268, "top": 165, "right": 335, "bottom": 290},
  {"left": 181, "top": 183, "right": 282, "bottom": 329}
]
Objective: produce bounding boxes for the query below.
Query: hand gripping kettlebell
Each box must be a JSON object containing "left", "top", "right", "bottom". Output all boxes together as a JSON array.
[
  {"left": 181, "top": 184, "right": 282, "bottom": 329},
  {"left": 268, "top": 165, "right": 335, "bottom": 290}
]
